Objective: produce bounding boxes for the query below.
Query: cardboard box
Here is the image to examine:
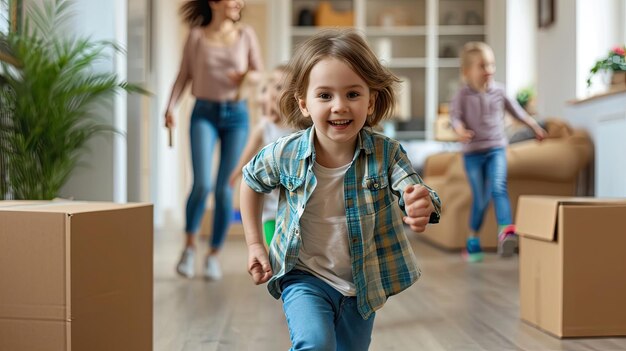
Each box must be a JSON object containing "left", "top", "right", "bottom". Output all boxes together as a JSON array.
[
  {"left": 517, "top": 196, "right": 626, "bottom": 338},
  {"left": 0, "top": 201, "right": 153, "bottom": 351}
]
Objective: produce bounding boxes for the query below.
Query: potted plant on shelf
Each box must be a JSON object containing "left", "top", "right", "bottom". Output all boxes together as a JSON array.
[
  {"left": 0, "top": 0, "right": 147, "bottom": 200},
  {"left": 586, "top": 45, "right": 626, "bottom": 90},
  {"left": 515, "top": 86, "right": 537, "bottom": 115}
]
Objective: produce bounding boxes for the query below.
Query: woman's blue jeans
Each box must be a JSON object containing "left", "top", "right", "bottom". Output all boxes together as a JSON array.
[
  {"left": 463, "top": 147, "right": 512, "bottom": 232},
  {"left": 280, "top": 270, "right": 375, "bottom": 351},
  {"left": 185, "top": 99, "right": 249, "bottom": 249}
]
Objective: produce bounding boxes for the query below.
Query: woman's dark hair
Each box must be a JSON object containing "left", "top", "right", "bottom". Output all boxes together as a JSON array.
[{"left": 180, "top": 0, "right": 219, "bottom": 27}]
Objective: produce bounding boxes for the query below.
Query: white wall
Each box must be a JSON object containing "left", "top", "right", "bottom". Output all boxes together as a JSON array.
[
  {"left": 536, "top": 0, "right": 623, "bottom": 119},
  {"left": 486, "top": 0, "right": 507, "bottom": 86},
  {"left": 536, "top": 0, "right": 577, "bottom": 119},
  {"left": 127, "top": 0, "right": 152, "bottom": 203},
  {"left": 151, "top": 0, "right": 187, "bottom": 230},
  {"left": 506, "top": 0, "right": 536, "bottom": 97},
  {"left": 485, "top": 0, "right": 537, "bottom": 98}
]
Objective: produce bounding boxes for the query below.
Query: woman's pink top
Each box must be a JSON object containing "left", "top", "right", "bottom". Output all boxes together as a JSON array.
[{"left": 167, "top": 24, "right": 263, "bottom": 108}]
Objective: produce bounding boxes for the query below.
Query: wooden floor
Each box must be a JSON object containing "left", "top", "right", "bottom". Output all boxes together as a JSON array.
[{"left": 154, "top": 230, "right": 626, "bottom": 351}]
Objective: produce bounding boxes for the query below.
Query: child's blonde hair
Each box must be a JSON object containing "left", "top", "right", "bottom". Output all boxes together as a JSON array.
[
  {"left": 460, "top": 41, "right": 494, "bottom": 71},
  {"left": 279, "top": 29, "right": 400, "bottom": 130},
  {"left": 258, "top": 64, "right": 290, "bottom": 109},
  {"left": 272, "top": 64, "right": 290, "bottom": 90}
]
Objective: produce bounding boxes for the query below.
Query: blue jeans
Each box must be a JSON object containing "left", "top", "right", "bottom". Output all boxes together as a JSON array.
[
  {"left": 280, "top": 270, "right": 375, "bottom": 351},
  {"left": 185, "top": 99, "right": 249, "bottom": 249},
  {"left": 463, "top": 147, "right": 512, "bottom": 232}
]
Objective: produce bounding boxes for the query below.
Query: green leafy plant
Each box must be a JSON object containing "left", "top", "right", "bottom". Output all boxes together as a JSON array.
[
  {"left": 587, "top": 45, "right": 626, "bottom": 87},
  {"left": 515, "top": 86, "right": 535, "bottom": 111},
  {"left": 0, "top": 0, "right": 146, "bottom": 199}
]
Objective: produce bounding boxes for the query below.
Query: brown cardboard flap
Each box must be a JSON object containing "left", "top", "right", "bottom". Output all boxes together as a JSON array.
[
  {"left": 516, "top": 196, "right": 560, "bottom": 242},
  {"left": 517, "top": 196, "right": 626, "bottom": 242},
  {"left": 0, "top": 201, "right": 151, "bottom": 214}
]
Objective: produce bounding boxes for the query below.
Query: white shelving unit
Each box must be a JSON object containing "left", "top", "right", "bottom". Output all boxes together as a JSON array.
[{"left": 276, "top": 0, "right": 491, "bottom": 140}]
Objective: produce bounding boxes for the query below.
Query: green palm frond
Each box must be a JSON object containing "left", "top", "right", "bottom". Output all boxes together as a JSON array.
[{"left": 0, "top": 0, "right": 148, "bottom": 199}]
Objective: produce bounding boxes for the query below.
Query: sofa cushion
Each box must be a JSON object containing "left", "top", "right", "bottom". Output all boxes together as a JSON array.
[{"left": 505, "top": 118, "right": 571, "bottom": 144}]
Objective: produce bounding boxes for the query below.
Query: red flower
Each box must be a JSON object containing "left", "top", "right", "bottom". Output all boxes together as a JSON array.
[{"left": 613, "top": 46, "right": 625, "bottom": 56}]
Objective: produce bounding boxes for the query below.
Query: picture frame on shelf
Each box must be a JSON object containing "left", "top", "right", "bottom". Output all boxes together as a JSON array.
[{"left": 538, "top": 0, "right": 555, "bottom": 28}]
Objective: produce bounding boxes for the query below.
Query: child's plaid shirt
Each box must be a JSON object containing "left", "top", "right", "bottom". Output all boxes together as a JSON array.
[{"left": 243, "top": 127, "right": 441, "bottom": 319}]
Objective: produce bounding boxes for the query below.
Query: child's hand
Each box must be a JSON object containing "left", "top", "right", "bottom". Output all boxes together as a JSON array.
[
  {"left": 402, "top": 184, "right": 435, "bottom": 233},
  {"left": 533, "top": 126, "right": 547, "bottom": 141},
  {"left": 457, "top": 128, "right": 475, "bottom": 143},
  {"left": 247, "top": 243, "right": 273, "bottom": 284}
]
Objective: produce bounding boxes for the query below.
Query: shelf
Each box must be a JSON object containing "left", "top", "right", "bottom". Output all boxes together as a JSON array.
[
  {"left": 291, "top": 26, "right": 428, "bottom": 37},
  {"left": 290, "top": 26, "right": 357, "bottom": 36},
  {"left": 437, "top": 25, "right": 485, "bottom": 35},
  {"left": 382, "top": 58, "right": 427, "bottom": 68},
  {"left": 365, "top": 26, "right": 427, "bottom": 36},
  {"left": 282, "top": 0, "right": 488, "bottom": 139},
  {"left": 438, "top": 58, "right": 460, "bottom": 68}
]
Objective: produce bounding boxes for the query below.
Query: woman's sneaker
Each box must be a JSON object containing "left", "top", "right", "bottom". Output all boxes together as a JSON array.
[
  {"left": 176, "top": 247, "right": 195, "bottom": 278},
  {"left": 204, "top": 255, "right": 223, "bottom": 280},
  {"left": 498, "top": 224, "right": 518, "bottom": 257},
  {"left": 462, "top": 237, "right": 484, "bottom": 263}
]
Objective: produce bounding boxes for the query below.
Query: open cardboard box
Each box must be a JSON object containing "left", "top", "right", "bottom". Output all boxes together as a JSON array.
[
  {"left": 516, "top": 196, "right": 626, "bottom": 338},
  {"left": 0, "top": 201, "right": 153, "bottom": 351}
]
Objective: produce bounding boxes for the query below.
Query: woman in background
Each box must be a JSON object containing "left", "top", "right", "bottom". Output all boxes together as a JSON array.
[{"left": 165, "top": 0, "right": 263, "bottom": 280}]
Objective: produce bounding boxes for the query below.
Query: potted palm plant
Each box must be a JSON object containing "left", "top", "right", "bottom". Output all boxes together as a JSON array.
[{"left": 0, "top": 0, "right": 146, "bottom": 199}]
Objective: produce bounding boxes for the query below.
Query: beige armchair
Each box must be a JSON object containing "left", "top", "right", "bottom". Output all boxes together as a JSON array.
[{"left": 417, "top": 119, "right": 593, "bottom": 250}]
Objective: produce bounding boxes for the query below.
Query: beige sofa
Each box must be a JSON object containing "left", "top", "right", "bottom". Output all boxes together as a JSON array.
[{"left": 417, "top": 119, "right": 593, "bottom": 250}]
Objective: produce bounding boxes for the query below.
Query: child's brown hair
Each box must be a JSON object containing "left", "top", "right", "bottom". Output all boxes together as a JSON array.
[{"left": 279, "top": 29, "right": 400, "bottom": 130}]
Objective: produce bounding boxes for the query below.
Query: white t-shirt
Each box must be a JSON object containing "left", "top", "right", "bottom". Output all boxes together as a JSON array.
[{"left": 295, "top": 161, "right": 355, "bottom": 296}]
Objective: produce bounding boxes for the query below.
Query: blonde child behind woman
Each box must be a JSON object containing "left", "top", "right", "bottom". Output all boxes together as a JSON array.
[
  {"left": 229, "top": 65, "right": 295, "bottom": 245},
  {"left": 168, "top": 0, "right": 263, "bottom": 280}
]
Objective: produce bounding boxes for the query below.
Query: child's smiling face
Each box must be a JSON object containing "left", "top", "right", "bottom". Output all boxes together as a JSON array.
[{"left": 297, "top": 57, "right": 375, "bottom": 149}]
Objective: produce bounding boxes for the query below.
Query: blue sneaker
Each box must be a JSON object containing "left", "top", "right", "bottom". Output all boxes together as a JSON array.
[{"left": 463, "top": 237, "right": 484, "bottom": 263}]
